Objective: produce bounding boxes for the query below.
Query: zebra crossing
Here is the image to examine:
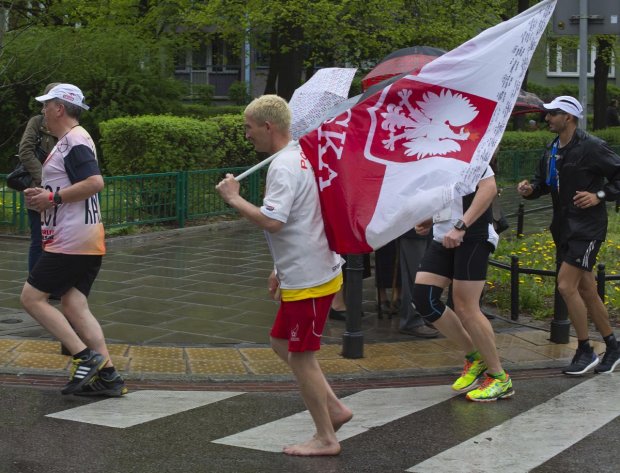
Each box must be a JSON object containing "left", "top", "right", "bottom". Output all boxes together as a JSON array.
[{"left": 43, "top": 374, "right": 620, "bottom": 472}]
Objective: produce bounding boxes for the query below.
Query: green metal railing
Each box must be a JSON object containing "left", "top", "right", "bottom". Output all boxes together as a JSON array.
[
  {"left": 0, "top": 167, "right": 265, "bottom": 234},
  {"left": 496, "top": 145, "right": 620, "bottom": 182}
]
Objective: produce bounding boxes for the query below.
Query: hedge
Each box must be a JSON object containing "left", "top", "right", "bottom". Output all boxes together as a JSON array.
[
  {"left": 100, "top": 115, "right": 225, "bottom": 175},
  {"left": 99, "top": 113, "right": 620, "bottom": 176}
]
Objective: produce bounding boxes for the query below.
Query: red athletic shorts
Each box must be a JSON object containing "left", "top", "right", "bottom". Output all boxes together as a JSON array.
[{"left": 270, "top": 293, "right": 334, "bottom": 352}]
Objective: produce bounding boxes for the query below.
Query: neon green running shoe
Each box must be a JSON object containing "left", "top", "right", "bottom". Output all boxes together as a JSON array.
[
  {"left": 452, "top": 358, "right": 487, "bottom": 392},
  {"left": 466, "top": 374, "right": 514, "bottom": 402}
]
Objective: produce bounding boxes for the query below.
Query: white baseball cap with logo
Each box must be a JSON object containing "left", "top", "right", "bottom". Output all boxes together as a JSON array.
[
  {"left": 35, "top": 83, "right": 90, "bottom": 110},
  {"left": 543, "top": 95, "right": 583, "bottom": 119}
]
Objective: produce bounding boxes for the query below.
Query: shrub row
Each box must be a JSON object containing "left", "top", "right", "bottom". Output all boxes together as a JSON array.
[
  {"left": 100, "top": 113, "right": 258, "bottom": 175},
  {"left": 99, "top": 112, "right": 620, "bottom": 176}
]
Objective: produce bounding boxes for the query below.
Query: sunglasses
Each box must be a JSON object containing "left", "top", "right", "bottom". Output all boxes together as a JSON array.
[{"left": 547, "top": 109, "right": 566, "bottom": 116}]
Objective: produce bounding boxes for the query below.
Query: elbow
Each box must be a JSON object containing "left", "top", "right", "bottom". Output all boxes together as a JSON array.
[
  {"left": 264, "top": 220, "right": 284, "bottom": 233},
  {"left": 91, "top": 175, "right": 105, "bottom": 193}
]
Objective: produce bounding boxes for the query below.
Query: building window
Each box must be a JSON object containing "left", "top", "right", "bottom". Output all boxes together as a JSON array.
[{"left": 547, "top": 41, "right": 615, "bottom": 78}]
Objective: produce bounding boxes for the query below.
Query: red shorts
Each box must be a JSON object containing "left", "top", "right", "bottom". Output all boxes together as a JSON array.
[{"left": 270, "top": 293, "right": 334, "bottom": 352}]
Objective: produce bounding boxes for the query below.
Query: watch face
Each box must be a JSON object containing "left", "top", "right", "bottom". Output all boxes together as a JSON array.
[{"left": 597, "top": 191, "right": 605, "bottom": 200}]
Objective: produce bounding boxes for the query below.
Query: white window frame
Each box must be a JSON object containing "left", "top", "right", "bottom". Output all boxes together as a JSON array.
[{"left": 547, "top": 43, "right": 615, "bottom": 78}]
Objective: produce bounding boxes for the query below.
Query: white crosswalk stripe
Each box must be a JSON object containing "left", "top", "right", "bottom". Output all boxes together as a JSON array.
[
  {"left": 46, "top": 390, "right": 244, "bottom": 428},
  {"left": 407, "top": 374, "right": 620, "bottom": 473},
  {"left": 212, "top": 385, "right": 457, "bottom": 452},
  {"left": 43, "top": 376, "right": 620, "bottom": 471}
]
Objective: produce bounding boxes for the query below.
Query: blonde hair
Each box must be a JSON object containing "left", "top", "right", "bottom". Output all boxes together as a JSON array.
[{"left": 244, "top": 95, "right": 291, "bottom": 132}]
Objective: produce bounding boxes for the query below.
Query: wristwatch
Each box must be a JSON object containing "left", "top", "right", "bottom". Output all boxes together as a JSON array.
[
  {"left": 53, "top": 191, "right": 62, "bottom": 205},
  {"left": 596, "top": 190, "right": 606, "bottom": 201},
  {"left": 454, "top": 219, "right": 468, "bottom": 231}
]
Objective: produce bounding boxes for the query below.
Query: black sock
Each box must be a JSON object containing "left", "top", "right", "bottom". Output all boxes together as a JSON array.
[
  {"left": 603, "top": 334, "right": 618, "bottom": 350},
  {"left": 73, "top": 348, "right": 90, "bottom": 359},
  {"left": 577, "top": 339, "right": 592, "bottom": 352},
  {"left": 99, "top": 366, "right": 116, "bottom": 376}
]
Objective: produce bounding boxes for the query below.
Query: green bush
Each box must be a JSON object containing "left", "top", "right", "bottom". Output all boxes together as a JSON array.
[
  {"left": 206, "top": 114, "right": 260, "bottom": 168},
  {"left": 228, "top": 81, "right": 251, "bottom": 106},
  {"left": 100, "top": 115, "right": 225, "bottom": 175}
]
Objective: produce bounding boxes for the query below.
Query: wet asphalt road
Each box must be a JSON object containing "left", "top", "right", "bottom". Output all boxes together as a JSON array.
[{"left": 1, "top": 373, "right": 619, "bottom": 473}]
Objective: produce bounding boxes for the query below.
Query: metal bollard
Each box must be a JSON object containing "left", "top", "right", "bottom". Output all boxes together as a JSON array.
[
  {"left": 597, "top": 263, "right": 606, "bottom": 302},
  {"left": 516, "top": 202, "right": 524, "bottom": 238},
  {"left": 342, "top": 254, "right": 364, "bottom": 359},
  {"left": 549, "top": 259, "right": 570, "bottom": 344},
  {"left": 510, "top": 255, "right": 520, "bottom": 320}
]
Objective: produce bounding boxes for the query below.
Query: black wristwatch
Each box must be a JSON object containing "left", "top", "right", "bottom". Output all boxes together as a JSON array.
[
  {"left": 454, "top": 219, "right": 468, "bottom": 231},
  {"left": 596, "top": 190, "right": 606, "bottom": 201},
  {"left": 53, "top": 191, "right": 62, "bottom": 205}
]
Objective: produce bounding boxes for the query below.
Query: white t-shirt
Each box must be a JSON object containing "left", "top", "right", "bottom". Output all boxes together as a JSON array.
[
  {"left": 41, "top": 126, "right": 105, "bottom": 255},
  {"left": 432, "top": 165, "right": 499, "bottom": 249},
  {"left": 260, "top": 141, "right": 342, "bottom": 289}
]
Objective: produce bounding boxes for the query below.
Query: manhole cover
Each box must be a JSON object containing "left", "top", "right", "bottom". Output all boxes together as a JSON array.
[{"left": 0, "top": 318, "right": 23, "bottom": 324}]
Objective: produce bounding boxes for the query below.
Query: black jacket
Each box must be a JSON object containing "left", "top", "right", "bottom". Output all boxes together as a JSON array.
[{"left": 525, "top": 128, "right": 620, "bottom": 244}]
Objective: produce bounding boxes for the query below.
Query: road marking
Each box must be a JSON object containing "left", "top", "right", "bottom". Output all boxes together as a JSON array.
[
  {"left": 46, "top": 390, "right": 244, "bottom": 428},
  {"left": 407, "top": 375, "right": 620, "bottom": 473},
  {"left": 213, "top": 385, "right": 457, "bottom": 452}
]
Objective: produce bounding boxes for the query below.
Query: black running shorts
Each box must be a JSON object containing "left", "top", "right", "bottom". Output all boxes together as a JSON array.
[
  {"left": 418, "top": 240, "right": 492, "bottom": 281},
  {"left": 27, "top": 252, "right": 102, "bottom": 297}
]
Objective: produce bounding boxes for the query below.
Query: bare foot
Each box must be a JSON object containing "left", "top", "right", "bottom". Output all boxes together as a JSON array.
[
  {"left": 327, "top": 401, "right": 353, "bottom": 432},
  {"left": 283, "top": 437, "right": 341, "bottom": 456},
  {"left": 330, "top": 404, "right": 353, "bottom": 432}
]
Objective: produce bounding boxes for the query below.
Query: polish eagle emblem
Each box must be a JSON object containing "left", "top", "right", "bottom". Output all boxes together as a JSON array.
[{"left": 380, "top": 88, "right": 479, "bottom": 159}]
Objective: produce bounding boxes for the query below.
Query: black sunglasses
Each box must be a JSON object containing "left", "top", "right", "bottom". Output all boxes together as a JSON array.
[{"left": 547, "top": 109, "right": 566, "bottom": 116}]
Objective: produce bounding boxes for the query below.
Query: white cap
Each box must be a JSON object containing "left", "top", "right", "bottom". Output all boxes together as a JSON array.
[
  {"left": 543, "top": 95, "right": 583, "bottom": 119},
  {"left": 35, "top": 83, "right": 90, "bottom": 110}
]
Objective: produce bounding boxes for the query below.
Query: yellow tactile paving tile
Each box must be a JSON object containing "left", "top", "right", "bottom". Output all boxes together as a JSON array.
[
  {"left": 0, "top": 352, "right": 17, "bottom": 366},
  {"left": 354, "top": 356, "right": 414, "bottom": 372},
  {"left": 363, "top": 343, "right": 408, "bottom": 357},
  {"left": 314, "top": 344, "right": 343, "bottom": 359},
  {"left": 393, "top": 340, "right": 458, "bottom": 355},
  {"left": 318, "top": 359, "right": 365, "bottom": 374},
  {"left": 400, "top": 352, "right": 464, "bottom": 369},
  {"left": 127, "top": 346, "right": 184, "bottom": 359},
  {"left": 246, "top": 359, "right": 289, "bottom": 375},
  {"left": 13, "top": 340, "right": 62, "bottom": 355},
  {"left": 130, "top": 357, "right": 187, "bottom": 373},
  {"left": 110, "top": 356, "right": 130, "bottom": 372},
  {"left": 189, "top": 359, "right": 248, "bottom": 375},
  {"left": 11, "top": 352, "right": 70, "bottom": 370},
  {"left": 498, "top": 346, "right": 554, "bottom": 363},
  {"left": 107, "top": 344, "right": 130, "bottom": 357},
  {"left": 185, "top": 347, "right": 243, "bottom": 361},
  {"left": 0, "top": 339, "right": 20, "bottom": 353},
  {"left": 239, "top": 347, "right": 280, "bottom": 361}
]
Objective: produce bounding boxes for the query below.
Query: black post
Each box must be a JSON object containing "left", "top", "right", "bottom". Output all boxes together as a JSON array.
[
  {"left": 597, "top": 263, "right": 606, "bottom": 302},
  {"left": 549, "top": 257, "right": 570, "bottom": 344},
  {"left": 516, "top": 202, "right": 524, "bottom": 238},
  {"left": 342, "top": 254, "right": 364, "bottom": 358},
  {"left": 510, "top": 255, "right": 520, "bottom": 320}
]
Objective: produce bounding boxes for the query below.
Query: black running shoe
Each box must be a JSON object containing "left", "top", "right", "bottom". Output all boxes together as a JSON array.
[
  {"left": 595, "top": 347, "right": 620, "bottom": 374},
  {"left": 61, "top": 350, "right": 107, "bottom": 395},
  {"left": 75, "top": 371, "right": 128, "bottom": 397},
  {"left": 563, "top": 348, "right": 599, "bottom": 375}
]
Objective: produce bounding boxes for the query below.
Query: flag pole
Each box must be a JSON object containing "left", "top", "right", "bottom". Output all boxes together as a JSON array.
[
  {"left": 234, "top": 153, "right": 276, "bottom": 182},
  {"left": 234, "top": 141, "right": 296, "bottom": 182}
]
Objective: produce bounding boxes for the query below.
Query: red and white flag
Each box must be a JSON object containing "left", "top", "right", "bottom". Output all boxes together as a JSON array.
[{"left": 299, "top": 0, "right": 557, "bottom": 254}]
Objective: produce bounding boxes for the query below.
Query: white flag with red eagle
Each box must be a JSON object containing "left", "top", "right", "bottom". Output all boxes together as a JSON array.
[{"left": 299, "top": 0, "right": 557, "bottom": 254}]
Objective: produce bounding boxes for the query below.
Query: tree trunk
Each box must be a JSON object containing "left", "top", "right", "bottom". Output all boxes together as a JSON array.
[
  {"left": 593, "top": 37, "right": 612, "bottom": 130},
  {"left": 263, "top": 28, "right": 279, "bottom": 95}
]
